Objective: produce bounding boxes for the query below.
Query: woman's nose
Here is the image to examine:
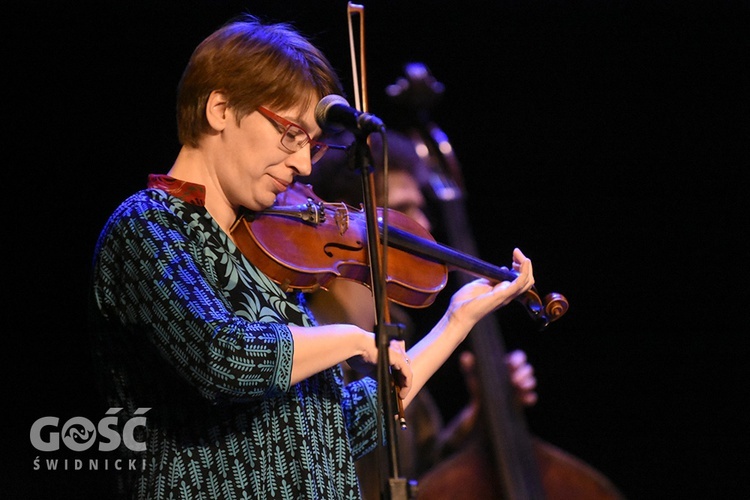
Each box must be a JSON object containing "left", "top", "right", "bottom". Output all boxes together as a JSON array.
[{"left": 288, "top": 146, "right": 313, "bottom": 177}]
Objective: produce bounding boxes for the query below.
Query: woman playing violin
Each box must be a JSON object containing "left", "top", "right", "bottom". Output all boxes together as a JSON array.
[{"left": 89, "top": 14, "right": 534, "bottom": 499}]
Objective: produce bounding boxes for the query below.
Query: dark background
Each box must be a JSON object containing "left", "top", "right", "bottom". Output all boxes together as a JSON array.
[{"left": 11, "top": 0, "right": 747, "bottom": 498}]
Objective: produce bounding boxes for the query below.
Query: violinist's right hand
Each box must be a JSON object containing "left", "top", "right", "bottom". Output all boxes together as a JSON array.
[
  {"left": 347, "top": 337, "right": 413, "bottom": 399},
  {"left": 288, "top": 323, "right": 413, "bottom": 397}
]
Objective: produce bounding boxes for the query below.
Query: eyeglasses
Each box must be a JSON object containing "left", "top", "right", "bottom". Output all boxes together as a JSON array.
[{"left": 257, "top": 106, "right": 332, "bottom": 164}]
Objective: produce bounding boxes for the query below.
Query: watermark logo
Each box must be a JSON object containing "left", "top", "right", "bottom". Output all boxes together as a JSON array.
[
  {"left": 30, "top": 407, "right": 150, "bottom": 472},
  {"left": 30, "top": 407, "right": 150, "bottom": 452}
]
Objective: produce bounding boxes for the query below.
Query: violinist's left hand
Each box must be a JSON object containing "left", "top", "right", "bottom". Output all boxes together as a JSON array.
[
  {"left": 393, "top": 248, "right": 532, "bottom": 409},
  {"left": 446, "top": 248, "right": 534, "bottom": 335}
]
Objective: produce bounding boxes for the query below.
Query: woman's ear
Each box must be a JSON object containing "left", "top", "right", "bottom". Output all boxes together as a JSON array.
[{"left": 205, "top": 90, "right": 229, "bottom": 131}]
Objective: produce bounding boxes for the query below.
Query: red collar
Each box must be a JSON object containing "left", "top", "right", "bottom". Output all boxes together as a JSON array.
[{"left": 147, "top": 174, "right": 206, "bottom": 206}]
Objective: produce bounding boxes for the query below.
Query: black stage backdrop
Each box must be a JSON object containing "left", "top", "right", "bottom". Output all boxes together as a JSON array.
[{"left": 10, "top": 1, "right": 747, "bottom": 498}]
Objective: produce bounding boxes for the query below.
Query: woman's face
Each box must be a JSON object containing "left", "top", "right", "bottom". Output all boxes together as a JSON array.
[{"left": 218, "top": 100, "right": 322, "bottom": 212}]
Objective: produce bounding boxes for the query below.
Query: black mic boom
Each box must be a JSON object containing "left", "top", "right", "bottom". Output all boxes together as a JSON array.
[{"left": 315, "top": 95, "right": 385, "bottom": 134}]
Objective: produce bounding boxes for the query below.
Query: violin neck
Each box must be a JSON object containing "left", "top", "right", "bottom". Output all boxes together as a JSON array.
[{"left": 382, "top": 224, "right": 518, "bottom": 284}]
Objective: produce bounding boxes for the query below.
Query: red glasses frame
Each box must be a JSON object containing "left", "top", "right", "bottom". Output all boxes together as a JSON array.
[{"left": 257, "top": 106, "right": 330, "bottom": 163}]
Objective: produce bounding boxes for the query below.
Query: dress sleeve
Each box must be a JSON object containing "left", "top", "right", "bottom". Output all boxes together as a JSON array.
[
  {"left": 92, "top": 194, "right": 294, "bottom": 404},
  {"left": 341, "top": 376, "right": 382, "bottom": 461}
]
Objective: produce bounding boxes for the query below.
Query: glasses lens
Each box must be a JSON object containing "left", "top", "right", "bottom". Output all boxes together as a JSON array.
[{"left": 280, "top": 124, "right": 309, "bottom": 153}]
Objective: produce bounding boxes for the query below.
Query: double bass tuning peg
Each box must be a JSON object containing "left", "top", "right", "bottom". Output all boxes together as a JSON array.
[{"left": 385, "top": 62, "right": 444, "bottom": 112}]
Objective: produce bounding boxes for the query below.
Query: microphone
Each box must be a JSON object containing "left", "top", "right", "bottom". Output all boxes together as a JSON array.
[{"left": 315, "top": 95, "right": 385, "bottom": 134}]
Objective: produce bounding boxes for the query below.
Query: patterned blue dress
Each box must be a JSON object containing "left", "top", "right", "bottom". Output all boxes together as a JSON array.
[{"left": 90, "top": 175, "right": 380, "bottom": 499}]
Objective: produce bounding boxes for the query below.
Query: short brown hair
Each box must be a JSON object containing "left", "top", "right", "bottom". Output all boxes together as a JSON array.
[{"left": 176, "top": 14, "right": 343, "bottom": 147}]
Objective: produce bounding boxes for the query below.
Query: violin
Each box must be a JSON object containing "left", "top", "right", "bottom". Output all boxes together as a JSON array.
[{"left": 229, "top": 181, "right": 568, "bottom": 330}]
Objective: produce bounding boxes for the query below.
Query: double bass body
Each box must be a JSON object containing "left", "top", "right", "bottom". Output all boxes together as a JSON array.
[{"left": 417, "top": 423, "right": 626, "bottom": 499}]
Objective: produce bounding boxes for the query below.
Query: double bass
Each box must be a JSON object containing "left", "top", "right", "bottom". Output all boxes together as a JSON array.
[{"left": 385, "top": 62, "right": 626, "bottom": 500}]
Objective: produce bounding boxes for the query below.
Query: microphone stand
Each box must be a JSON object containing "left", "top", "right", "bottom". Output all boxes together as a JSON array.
[{"left": 350, "top": 129, "right": 414, "bottom": 500}]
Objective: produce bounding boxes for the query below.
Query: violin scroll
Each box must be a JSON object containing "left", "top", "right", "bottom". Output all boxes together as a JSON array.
[
  {"left": 517, "top": 289, "right": 569, "bottom": 330},
  {"left": 544, "top": 292, "right": 569, "bottom": 322}
]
